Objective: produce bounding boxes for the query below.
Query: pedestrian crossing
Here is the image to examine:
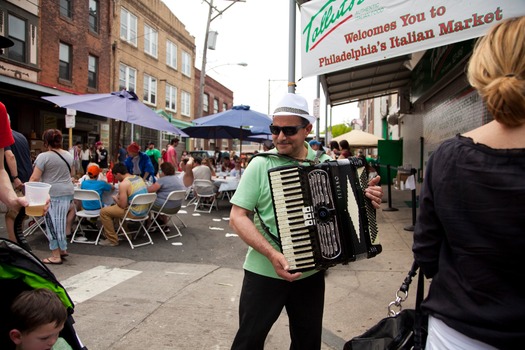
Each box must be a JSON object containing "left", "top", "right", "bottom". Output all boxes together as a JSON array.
[{"left": 60, "top": 265, "right": 142, "bottom": 304}]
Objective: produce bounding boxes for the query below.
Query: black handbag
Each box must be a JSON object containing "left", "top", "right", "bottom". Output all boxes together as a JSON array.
[{"left": 344, "top": 261, "right": 427, "bottom": 350}]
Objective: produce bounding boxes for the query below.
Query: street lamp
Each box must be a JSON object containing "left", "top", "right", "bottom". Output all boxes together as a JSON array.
[{"left": 208, "top": 62, "right": 248, "bottom": 73}]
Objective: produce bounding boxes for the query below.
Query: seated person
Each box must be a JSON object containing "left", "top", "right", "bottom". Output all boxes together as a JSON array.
[
  {"left": 202, "top": 157, "right": 216, "bottom": 177},
  {"left": 124, "top": 142, "right": 155, "bottom": 183},
  {"left": 229, "top": 159, "right": 244, "bottom": 178},
  {"left": 147, "top": 162, "right": 186, "bottom": 228},
  {"left": 80, "top": 164, "right": 113, "bottom": 210},
  {"left": 99, "top": 162, "right": 148, "bottom": 247},
  {"left": 8, "top": 288, "right": 72, "bottom": 350},
  {"left": 220, "top": 156, "right": 234, "bottom": 173},
  {"left": 75, "top": 162, "right": 105, "bottom": 185},
  {"left": 192, "top": 157, "right": 213, "bottom": 182}
]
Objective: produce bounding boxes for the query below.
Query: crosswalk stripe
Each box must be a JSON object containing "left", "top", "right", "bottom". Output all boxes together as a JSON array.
[{"left": 61, "top": 266, "right": 142, "bottom": 304}]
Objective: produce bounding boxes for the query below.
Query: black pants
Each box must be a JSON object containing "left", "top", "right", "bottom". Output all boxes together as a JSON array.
[
  {"left": 82, "top": 160, "right": 90, "bottom": 174},
  {"left": 231, "top": 270, "right": 325, "bottom": 350}
]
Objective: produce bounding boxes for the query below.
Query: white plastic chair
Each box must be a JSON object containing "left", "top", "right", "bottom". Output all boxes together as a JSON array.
[
  {"left": 112, "top": 193, "right": 157, "bottom": 249},
  {"left": 192, "top": 179, "right": 218, "bottom": 213},
  {"left": 147, "top": 190, "right": 187, "bottom": 240},
  {"left": 71, "top": 189, "right": 104, "bottom": 244}
]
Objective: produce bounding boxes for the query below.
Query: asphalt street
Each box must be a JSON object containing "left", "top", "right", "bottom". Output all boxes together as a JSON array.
[{"left": 0, "top": 185, "right": 421, "bottom": 350}]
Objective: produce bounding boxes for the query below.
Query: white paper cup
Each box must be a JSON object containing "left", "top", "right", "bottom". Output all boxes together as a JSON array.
[{"left": 25, "top": 182, "right": 51, "bottom": 217}]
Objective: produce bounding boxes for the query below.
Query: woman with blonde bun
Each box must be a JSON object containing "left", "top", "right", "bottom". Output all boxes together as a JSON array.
[{"left": 414, "top": 16, "right": 525, "bottom": 349}]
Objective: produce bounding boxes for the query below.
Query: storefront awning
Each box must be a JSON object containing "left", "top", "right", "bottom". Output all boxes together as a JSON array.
[
  {"left": 155, "top": 110, "right": 193, "bottom": 129},
  {"left": 321, "top": 54, "right": 412, "bottom": 106}
]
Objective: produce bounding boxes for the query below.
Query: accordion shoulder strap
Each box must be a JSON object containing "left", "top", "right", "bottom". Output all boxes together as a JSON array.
[
  {"left": 250, "top": 152, "right": 315, "bottom": 165},
  {"left": 254, "top": 207, "right": 282, "bottom": 251}
]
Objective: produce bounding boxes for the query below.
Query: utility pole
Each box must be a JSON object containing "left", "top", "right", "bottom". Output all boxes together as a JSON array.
[{"left": 197, "top": 0, "right": 245, "bottom": 119}]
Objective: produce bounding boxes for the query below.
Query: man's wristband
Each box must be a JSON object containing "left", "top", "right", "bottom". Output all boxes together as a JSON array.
[{"left": 10, "top": 175, "right": 19, "bottom": 182}]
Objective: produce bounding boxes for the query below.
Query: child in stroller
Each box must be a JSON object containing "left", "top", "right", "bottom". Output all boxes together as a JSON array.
[
  {"left": 0, "top": 238, "right": 87, "bottom": 350},
  {"left": 9, "top": 288, "right": 71, "bottom": 349}
]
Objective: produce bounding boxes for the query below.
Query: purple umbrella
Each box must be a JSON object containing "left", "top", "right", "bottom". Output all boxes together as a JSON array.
[{"left": 42, "top": 90, "right": 188, "bottom": 136}]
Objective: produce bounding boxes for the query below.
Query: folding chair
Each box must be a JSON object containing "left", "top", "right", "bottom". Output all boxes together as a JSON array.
[
  {"left": 147, "top": 190, "right": 186, "bottom": 240},
  {"left": 113, "top": 193, "right": 157, "bottom": 249},
  {"left": 192, "top": 179, "right": 218, "bottom": 213},
  {"left": 71, "top": 189, "right": 103, "bottom": 244},
  {"left": 23, "top": 215, "right": 47, "bottom": 237}
]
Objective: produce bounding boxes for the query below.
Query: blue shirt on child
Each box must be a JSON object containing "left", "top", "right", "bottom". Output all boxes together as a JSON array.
[{"left": 80, "top": 179, "right": 112, "bottom": 210}]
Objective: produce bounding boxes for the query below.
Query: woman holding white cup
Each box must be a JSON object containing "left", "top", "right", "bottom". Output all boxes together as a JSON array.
[{"left": 29, "top": 129, "right": 74, "bottom": 265}]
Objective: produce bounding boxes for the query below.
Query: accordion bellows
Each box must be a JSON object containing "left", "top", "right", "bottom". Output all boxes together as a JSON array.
[{"left": 268, "top": 158, "right": 381, "bottom": 272}]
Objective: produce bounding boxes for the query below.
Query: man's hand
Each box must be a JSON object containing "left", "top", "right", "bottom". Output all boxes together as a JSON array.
[
  {"left": 12, "top": 178, "right": 23, "bottom": 191},
  {"left": 365, "top": 175, "right": 383, "bottom": 209},
  {"left": 269, "top": 251, "right": 302, "bottom": 282}
]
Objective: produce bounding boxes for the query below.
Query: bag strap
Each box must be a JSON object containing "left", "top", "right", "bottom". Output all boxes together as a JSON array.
[
  {"left": 52, "top": 150, "right": 72, "bottom": 173},
  {"left": 387, "top": 261, "right": 426, "bottom": 350},
  {"left": 388, "top": 261, "right": 423, "bottom": 315}
]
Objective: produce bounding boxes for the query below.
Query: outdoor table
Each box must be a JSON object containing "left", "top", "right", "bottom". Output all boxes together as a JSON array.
[{"left": 212, "top": 176, "right": 239, "bottom": 200}]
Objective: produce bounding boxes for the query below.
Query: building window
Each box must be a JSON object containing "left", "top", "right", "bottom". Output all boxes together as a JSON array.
[
  {"left": 181, "top": 91, "right": 191, "bottom": 117},
  {"left": 7, "top": 15, "right": 26, "bottom": 62},
  {"left": 223, "top": 102, "right": 228, "bottom": 111},
  {"left": 203, "top": 93, "right": 209, "bottom": 113},
  {"left": 60, "top": 0, "right": 72, "bottom": 18},
  {"left": 88, "top": 55, "right": 98, "bottom": 89},
  {"left": 143, "top": 74, "right": 157, "bottom": 105},
  {"left": 166, "top": 84, "right": 177, "bottom": 112},
  {"left": 89, "top": 0, "right": 99, "bottom": 33},
  {"left": 213, "top": 98, "right": 219, "bottom": 113},
  {"left": 120, "top": 8, "right": 137, "bottom": 46},
  {"left": 119, "top": 63, "right": 136, "bottom": 91},
  {"left": 181, "top": 51, "right": 191, "bottom": 77},
  {"left": 144, "top": 24, "right": 158, "bottom": 58},
  {"left": 166, "top": 40, "right": 177, "bottom": 69},
  {"left": 59, "top": 42, "right": 72, "bottom": 81}
]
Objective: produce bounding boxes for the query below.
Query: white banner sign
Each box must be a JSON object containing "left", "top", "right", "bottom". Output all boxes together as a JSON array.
[{"left": 300, "top": 0, "right": 525, "bottom": 78}]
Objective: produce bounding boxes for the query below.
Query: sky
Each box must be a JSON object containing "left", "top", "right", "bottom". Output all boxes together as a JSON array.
[{"left": 161, "top": 0, "right": 359, "bottom": 133}]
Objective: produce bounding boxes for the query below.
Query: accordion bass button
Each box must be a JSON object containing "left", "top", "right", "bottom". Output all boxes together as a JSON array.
[{"left": 316, "top": 207, "right": 333, "bottom": 222}]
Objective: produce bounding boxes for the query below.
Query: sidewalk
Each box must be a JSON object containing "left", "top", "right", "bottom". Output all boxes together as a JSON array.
[{"left": 0, "top": 185, "right": 421, "bottom": 349}]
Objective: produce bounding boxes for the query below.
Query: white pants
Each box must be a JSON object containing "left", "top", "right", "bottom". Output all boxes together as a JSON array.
[{"left": 426, "top": 315, "right": 498, "bottom": 350}]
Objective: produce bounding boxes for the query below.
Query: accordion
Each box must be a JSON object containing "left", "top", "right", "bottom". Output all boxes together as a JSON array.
[{"left": 268, "top": 158, "right": 381, "bottom": 272}]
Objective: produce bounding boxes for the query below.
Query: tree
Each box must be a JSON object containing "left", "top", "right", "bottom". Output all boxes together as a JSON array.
[{"left": 330, "top": 123, "right": 353, "bottom": 138}]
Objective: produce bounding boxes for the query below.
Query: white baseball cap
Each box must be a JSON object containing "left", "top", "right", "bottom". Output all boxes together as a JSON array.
[{"left": 272, "top": 93, "right": 316, "bottom": 125}]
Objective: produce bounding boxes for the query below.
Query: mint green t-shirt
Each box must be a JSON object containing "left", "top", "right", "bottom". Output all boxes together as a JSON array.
[{"left": 230, "top": 142, "right": 331, "bottom": 279}]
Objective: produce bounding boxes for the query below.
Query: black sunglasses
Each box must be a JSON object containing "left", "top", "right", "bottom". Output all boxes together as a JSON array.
[{"left": 269, "top": 125, "right": 305, "bottom": 136}]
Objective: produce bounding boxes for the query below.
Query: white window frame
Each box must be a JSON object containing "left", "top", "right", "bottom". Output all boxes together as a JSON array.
[
  {"left": 213, "top": 98, "right": 219, "bottom": 113},
  {"left": 181, "top": 90, "right": 191, "bottom": 117},
  {"left": 166, "top": 40, "right": 177, "bottom": 69},
  {"left": 181, "top": 51, "right": 191, "bottom": 77},
  {"left": 223, "top": 102, "right": 228, "bottom": 111},
  {"left": 59, "top": 42, "right": 71, "bottom": 81},
  {"left": 143, "top": 74, "right": 157, "bottom": 105},
  {"left": 165, "top": 84, "right": 177, "bottom": 112},
  {"left": 89, "top": 0, "right": 99, "bottom": 33},
  {"left": 7, "top": 14, "right": 27, "bottom": 63},
  {"left": 120, "top": 8, "right": 137, "bottom": 46},
  {"left": 119, "top": 63, "right": 136, "bottom": 92},
  {"left": 203, "top": 93, "right": 209, "bottom": 113},
  {"left": 88, "top": 55, "right": 98, "bottom": 89},
  {"left": 144, "top": 24, "right": 158, "bottom": 58}
]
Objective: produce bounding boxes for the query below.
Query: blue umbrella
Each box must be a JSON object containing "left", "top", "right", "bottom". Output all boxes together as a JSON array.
[
  {"left": 193, "top": 105, "right": 272, "bottom": 131},
  {"left": 42, "top": 90, "right": 188, "bottom": 136},
  {"left": 182, "top": 125, "right": 260, "bottom": 140}
]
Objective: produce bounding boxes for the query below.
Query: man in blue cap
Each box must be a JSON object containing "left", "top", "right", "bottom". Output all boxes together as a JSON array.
[{"left": 308, "top": 139, "right": 323, "bottom": 153}]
